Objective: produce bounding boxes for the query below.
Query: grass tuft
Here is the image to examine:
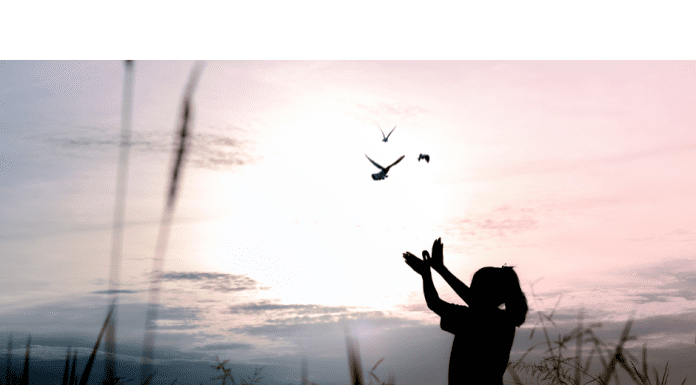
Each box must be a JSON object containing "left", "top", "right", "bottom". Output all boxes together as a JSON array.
[
  {"left": 211, "top": 356, "right": 263, "bottom": 385},
  {"left": 507, "top": 293, "right": 689, "bottom": 385}
]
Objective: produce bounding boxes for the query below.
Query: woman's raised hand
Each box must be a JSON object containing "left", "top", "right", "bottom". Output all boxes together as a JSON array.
[
  {"left": 403, "top": 251, "right": 430, "bottom": 276},
  {"left": 428, "top": 237, "right": 444, "bottom": 271}
]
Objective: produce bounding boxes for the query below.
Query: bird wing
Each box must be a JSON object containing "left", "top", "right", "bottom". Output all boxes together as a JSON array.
[
  {"left": 385, "top": 125, "right": 396, "bottom": 139},
  {"left": 378, "top": 124, "right": 386, "bottom": 139},
  {"left": 365, "top": 154, "right": 384, "bottom": 170},
  {"left": 387, "top": 155, "right": 405, "bottom": 169}
]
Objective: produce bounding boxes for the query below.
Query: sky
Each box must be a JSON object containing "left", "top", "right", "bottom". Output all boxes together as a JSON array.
[{"left": 1, "top": 60, "right": 696, "bottom": 385}]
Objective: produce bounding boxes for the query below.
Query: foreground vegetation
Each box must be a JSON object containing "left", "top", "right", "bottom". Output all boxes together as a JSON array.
[{"left": 505, "top": 307, "right": 688, "bottom": 385}]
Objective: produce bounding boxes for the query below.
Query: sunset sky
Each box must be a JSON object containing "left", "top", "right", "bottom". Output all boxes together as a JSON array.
[{"left": 1, "top": 60, "right": 695, "bottom": 384}]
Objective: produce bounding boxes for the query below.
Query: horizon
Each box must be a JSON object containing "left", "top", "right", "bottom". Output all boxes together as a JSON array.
[{"left": 1, "top": 60, "right": 695, "bottom": 384}]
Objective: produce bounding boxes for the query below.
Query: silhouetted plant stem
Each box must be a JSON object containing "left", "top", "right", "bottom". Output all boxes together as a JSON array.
[
  {"left": 140, "top": 61, "right": 204, "bottom": 385},
  {"left": 4, "top": 335, "right": 12, "bottom": 385},
  {"left": 301, "top": 357, "right": 308, "bottom": 385},
  {"left": 574, "top": 308, "right": 583, "bottom": 385},
  {"left": 600, "top": 316, "right": 635, "bottom": 385},
  {"left": 105, "top": 58, "right": 136, "bottom": 385},
  {"left": 344, "top": 326, "right": 364, "bottom": 385},
  {"left": 78, "top": 299, "right": 115, "bottom": 385},
  {"left": 62, "top": 347, "right": 72, "bottom": 385},
  {"left": 69, "top": 350, "right": 77, "bottom": 385},
  {"left": 19, "top": 336, "right": 29, "bottom": 385}
]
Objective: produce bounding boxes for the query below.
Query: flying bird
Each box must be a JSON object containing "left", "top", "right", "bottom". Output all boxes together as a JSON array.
[
  {"left": 365, "top": 154, "right": 405, "bottom": 180},
  {"left": 379, "top": 124, "right": 397, "bottom": 142},
  {"left": 418, "top": 154, "right": 430, "bottom": 163}
]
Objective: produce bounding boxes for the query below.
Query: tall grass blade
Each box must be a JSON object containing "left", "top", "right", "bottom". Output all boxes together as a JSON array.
[
  {"left": 78, "top": 300, "right": 115, "bottom": 385},
  {"left": 344, "top": 327, "right": 364, "bottom": 385},
  {"left": 140, "top": 61, "right": 205, "bottom": 385},
  {"left": 586, "top": 330, "right": 610, "bottom": 374},
  {"left": 538, "top": 311, "right": 555, "bottom": 357},
  {"left": 69, "top": 350, "right": 77, "bottom": 385},
  {"left": 19, "top": 336, "right": 29, "bottom": 385},
  {"left": 574, "top": 308, "right": 583, "bottom": 385},
  {"left": 615, "top": 352, "right": 640, "bottom": 384},
  {"left": 583, "top": 345, "right": 597, "bottom": 380},
  {"left": 4, "top": 335, "right": 12, "bottom": 385},
  {"left": 370, "top": 357, "right": 384, "bottom": 374},
  {"left": 600, "top": 317, "right": 634, "bottom": 385},
  {"left": 506, "top": 364, "right": 525, "bottom": 385},
  {"left": 642, "top": 344, "right": 648, "bottom": 384},
  {"left": 369, "top": 357, "right": 384, "bottom": 384},
  {"left": 62, "top": 347, "right": 72, "bottom": 385},
  {"left": 301, "top": 357, "right": 308, "bottom": 385},
  {"left": 658, "top": 362, "right": 669, "bottom": 385},
  {"left": 105, "top": 58, "right": 136, "bottom": 385}
]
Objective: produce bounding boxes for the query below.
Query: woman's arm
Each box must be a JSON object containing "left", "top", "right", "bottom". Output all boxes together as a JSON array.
[
  {"left": 424, "top": 238, "right": 477, "bottom": 307},
  {"left": 433, "top": 265, "right": 476, "bottom": 307},
  {"left": 421, "top": 268, "right": 448, "bottom": 315},
  {"left": 403, "top": 251, "right": 447, "bottom": 315}
]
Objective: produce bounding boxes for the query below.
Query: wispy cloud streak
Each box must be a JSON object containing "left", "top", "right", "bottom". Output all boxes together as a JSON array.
[
  {"left": 228, "top": 300, "right": 350, "bottom": 315},
  {"left": 161, "top": 271, "right": 261, "bottom": 293}
]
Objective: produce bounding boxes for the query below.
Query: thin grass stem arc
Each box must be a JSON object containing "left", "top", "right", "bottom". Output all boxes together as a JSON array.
[
  {"left": 344, "top": 327, "right": 364, "bottom": 385},
  {"left": 69, "top": 350, "right": 77, "bottom": 385},
  {"left": 105, "top": 58, "right": 136, "bottom": 385},
  {"left": 4, "top": 335, "right": 12, "bottom": 385},
  {"left": 77, "top": 299, "right": 115, "bottom": 385},
  {"left": 19, "top": 336, "right": 30, "bottom": 385},
  {"left": 62, "top": 347, "right": 72, "bottom": 385},
  {"left": 140, "top": 62, "right": 205, "bottom": 385}
]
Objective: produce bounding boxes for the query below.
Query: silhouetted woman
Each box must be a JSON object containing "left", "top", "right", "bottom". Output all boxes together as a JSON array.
[{"left": 403, "top": 238, "right": 528, "bottom": 385}]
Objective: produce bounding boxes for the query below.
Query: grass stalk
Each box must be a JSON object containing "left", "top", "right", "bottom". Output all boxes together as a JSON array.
[
  {"left": 140, "top": 61, "right": 204, "bottom": 385},
  {"left": 574, "top": 308, "right": 583, "bottom": 385},
  {"left": 19, "top": 336, "right": 29, "bottom": 385},
  {"left": 105, "top": 58, "right": 136, "bottom": 385},
  {"left": 344, "top": 326, "right": 364, "bottom": 385},
  {"left": 599, "top": 316, "right": 635, "bottom": 385},
  {"left": 301, "top": 357, "right": 308, "bottom": 385},
  {"left": 78, "top": 299, "right": 115, "bottom": 385},
  {"left": 62, "top": 347, "right": 72, "bottom": 385},
  {"left": 367, "top": 357, "right": 384, "bottom": 385},
  {"left": 69, "top": 350, "right": 77, "bottom": 385},
  {"left": 4, "top": 335, "right": 12, "bottom": 385}
]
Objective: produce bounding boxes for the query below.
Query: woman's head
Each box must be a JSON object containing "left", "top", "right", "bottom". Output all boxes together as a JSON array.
[{"left": 470, "top": 266, "right": 528, "bottom": 327}]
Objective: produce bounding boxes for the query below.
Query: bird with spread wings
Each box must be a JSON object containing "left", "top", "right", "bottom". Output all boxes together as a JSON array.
[
  {"left": 365, "top": 154, "right": 405, "bottom": 180},
  {"left": 379, "top": 124, "right": 397, "bottom": 142}
]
